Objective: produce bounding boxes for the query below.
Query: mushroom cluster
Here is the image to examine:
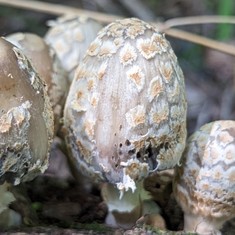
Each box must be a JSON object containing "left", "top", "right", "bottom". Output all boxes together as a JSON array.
[
  {"left": 0, "top": 15, "right": 104, "bottom": 228},
  {"left": 63, "top": 17, "right": 187, "bottom": 228},
  {"left": 0, "top": 37, "right": 54, "bottom": 226},
  {"left": 174, "top": 120, "right": 235, "bottom": 235},
  {"left": 0, "top": 10, "right": 234, "bottom": 233}
]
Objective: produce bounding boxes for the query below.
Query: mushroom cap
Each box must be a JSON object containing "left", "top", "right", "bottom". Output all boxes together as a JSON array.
[
  {"left": 5, "top": 32, "right": 68, "bottom": 133},
  {"left": 64, "top": 18, "right": 187, "bottom": 192},
  {"left": 174, "top": 120, "right": 235, "bottom": 221},
  {"left": 0, "top": 37, "right": 54, "bottom": 185},
  {"left": 45, "top": 15, "right": 103, "bottom": 82}
]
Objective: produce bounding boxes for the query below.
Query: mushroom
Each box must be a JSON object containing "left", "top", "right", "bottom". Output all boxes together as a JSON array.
[
  {"left": 5, "top": 32, "right": 68, "bottom": 134},
  {"left": 63, "top": 18, "right": 187, "bottom": 228},
  {"left": 45, "top": 15, "right": 103, "bottom": 83},
  {"left": 173, "top": 120, "right": 235, "bottom": 235},
  {"left": 0, "top": 37, "right": 54, "bottom": 226}
]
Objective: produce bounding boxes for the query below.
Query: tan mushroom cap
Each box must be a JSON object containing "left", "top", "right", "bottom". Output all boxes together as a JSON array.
[
  {"left": 5, "top": 33, "right": 68, "bottom": 133},
  {"left": 174, "top": 120, "right": 235, "bottom": 233},
  {"left": 45, "top": 15, "right": 103, "bottom": 82},
  {"left": 64, "top": 18, "right": 187, "bottom": 193},
  {"left": 0, "top": 37, "right": 54, "bottom": 185}
]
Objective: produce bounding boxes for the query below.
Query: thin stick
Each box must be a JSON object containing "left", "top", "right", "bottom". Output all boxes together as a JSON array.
[
  {"left": 0, "top": 0, "right": 121, "bottom": 23},
  {"left": 165, "top": 28, "right": 235, "bottom": 56},
  {"left": 2, "top": 0, "right": 235, "bottom": 26},
  {"left": 3, "top": 0, "right": 235, "bottom": 27},
  {"left": 163, "top": 15, "right": 235, "bottom": 29},
  {"left": 0, "top": 0, "right": 235, "bottom": 56}
]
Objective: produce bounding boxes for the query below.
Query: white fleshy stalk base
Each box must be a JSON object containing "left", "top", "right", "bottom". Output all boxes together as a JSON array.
[
  {"left": 0, "top": 183, "right": 22, "bottom": 228},
  {"left": 101, "top": 181, "right": 160, "bottom": 229}
]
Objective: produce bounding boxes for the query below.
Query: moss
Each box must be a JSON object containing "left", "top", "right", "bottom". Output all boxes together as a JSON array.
[
  {"left": 144, "top": 225, "right": 197, "bottom": 235},
  {"left": 72, "top": 222, "right": 112, "bottom": 233}
]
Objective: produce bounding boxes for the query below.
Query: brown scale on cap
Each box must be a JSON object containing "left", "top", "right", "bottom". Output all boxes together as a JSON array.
[
  {"left": 0, "top": 37, "right": 54, "bottom": 185},
  {"left": 5, "top": 33, "right": 68, "bottom": 133},
  {"left": 174, "top": 120, "right": 235, "bottom": 235},
  {"left": 64, "top": 18, "right": 187, "bottom": 228},
  {"left": 45, "top": 15, "right": 103, "bottom": 83}
]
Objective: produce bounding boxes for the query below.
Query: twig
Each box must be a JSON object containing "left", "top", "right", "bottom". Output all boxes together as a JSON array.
[
  {"left": 2, "top": 0, "right": 235, "bottom": 27},
  {"left": 0, "top": 0, "right": 121, "bottom": 23},
  {"left": 164, "top": 28, "right": 235, "bottom": 56},
  {"left": 0, "top": 0, "right": 235, "bottom": 56},
  {"left": 163, "top": 15, "right": 235, "bottom": 29}
]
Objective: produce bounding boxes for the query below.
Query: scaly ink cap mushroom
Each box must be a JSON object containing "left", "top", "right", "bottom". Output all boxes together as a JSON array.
[
  {"left": 64, "top": 17, "right": 187, "bottom": 194},
  {"left": 0, "top": 37, "right": 54, "bottom": 185},
  {"left": 6, "top": 33, "right": 68, "bottom": 133},
  {"left": 174, "top": 120, "right": 235, "bottom": 235},
  {"left": 45, "top": 15, "right": 103, "bottom": 83}
]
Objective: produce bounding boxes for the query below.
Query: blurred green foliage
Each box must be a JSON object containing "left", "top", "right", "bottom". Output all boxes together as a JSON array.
[{"left": 216, "top": 0, "right": 234, "bottom": 40}]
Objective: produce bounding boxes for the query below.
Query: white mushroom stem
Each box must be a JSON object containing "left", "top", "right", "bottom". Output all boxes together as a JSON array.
[
  {"left": 101, "top": 181, "right": 160, "bottom": 229},
  {"left": 117, "top": 159, "right": 149, "bottom": 199},
  {"left": 0, "top": 183, "right": 22, "bottom": 228},
  {"left": 0, "top": 183, "right": 15, "bottom": 214}
]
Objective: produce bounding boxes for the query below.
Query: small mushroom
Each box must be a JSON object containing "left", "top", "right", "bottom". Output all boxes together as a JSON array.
[
  {"left": 5, "top": 32, "right": 68, "bottom": 133},
  {"left": 174, "top": 120, "right": 235, "bottom": 235},
  {"left": 63, "top": 18, "right": 187, "bottom": 228},
  {"left": 45, "top": 15, "right": 103, "bottom": 83},
  {"left": 0, "top": 37, "right": 54, "bottom": 226}
]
